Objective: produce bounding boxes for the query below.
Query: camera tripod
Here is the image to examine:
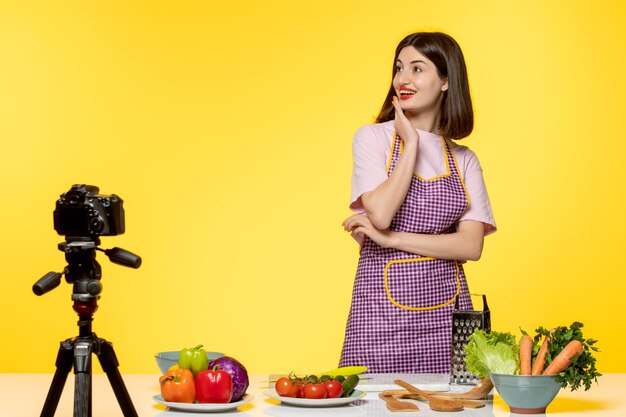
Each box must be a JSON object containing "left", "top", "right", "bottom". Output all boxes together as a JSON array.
[
  {"left": 34, "top": 239, "right": 141, "bottom": 417},
  {"left": 39, "top": 300, "right": 138, "bottom": 417}
]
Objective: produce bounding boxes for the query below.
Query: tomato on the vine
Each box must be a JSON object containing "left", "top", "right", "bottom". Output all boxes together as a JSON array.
[
  {"left": 295, "top": 380, "right": 305, "bottom": 398},
  {"left": 323, "top": 380, "right": 343, "bottom": 398},
  {"left": 303, "top": 383, "right": 327, "bottom": 399},
  {"left": 275, "top": 377, "right": 298, "bottom": 398}
]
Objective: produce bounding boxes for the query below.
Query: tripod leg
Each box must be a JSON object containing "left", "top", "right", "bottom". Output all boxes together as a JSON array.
[
  {"left": 73, "top": 339, "right": 93, "bottom": 417},
  {"left": 96, "top": 339, "right": 138, "bottom": 417},
  {"left": 40, "top": 340, "right": 74, "bottom": 417}
]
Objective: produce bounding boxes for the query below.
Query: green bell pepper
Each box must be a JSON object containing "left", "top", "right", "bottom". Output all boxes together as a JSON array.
[{"left": 178, "top": 344, "right": 209, "bottom": 376}]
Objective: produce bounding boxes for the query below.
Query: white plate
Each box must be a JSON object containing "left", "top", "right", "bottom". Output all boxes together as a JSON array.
[
  {"left": 153, "top": 393, "right": 253, "bottom": 412},
  {"left": 264, "top": 389, "right": 366, "bottom": 407}
]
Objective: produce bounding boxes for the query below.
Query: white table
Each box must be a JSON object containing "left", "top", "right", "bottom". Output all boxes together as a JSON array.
[{"left": 1, "top": 373, "right": 623, "bottom": 416}]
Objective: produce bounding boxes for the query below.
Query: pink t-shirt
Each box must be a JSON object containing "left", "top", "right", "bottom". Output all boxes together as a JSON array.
[{"left": 350, "top": 120, "right": 496, "bottom": 235}]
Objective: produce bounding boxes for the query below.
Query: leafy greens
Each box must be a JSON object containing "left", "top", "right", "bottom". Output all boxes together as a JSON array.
[
  {"left": 534, "top": 322, "right": 601, "bottom": 391},
  {"left": 464, "top": 329, "right": 519, "bottom": 378}
]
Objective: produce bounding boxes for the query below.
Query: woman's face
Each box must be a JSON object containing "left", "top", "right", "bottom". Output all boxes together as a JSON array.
[{"left": 392, "top": 46, "right": 448, "bottom": 115}]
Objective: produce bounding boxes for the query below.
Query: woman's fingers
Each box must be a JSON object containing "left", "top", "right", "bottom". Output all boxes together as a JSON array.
[
  {"left": 391, "top": 96, "right": 404, "bottom": 117},
  {"left": 344, "top": 217, "right": 362, "bottom": 231},
  {"left": 391, "top": 96, "right": 419, "bottom": 146},
  {"left": 343, "top": 214, "right": 370, "bottom": 232}
]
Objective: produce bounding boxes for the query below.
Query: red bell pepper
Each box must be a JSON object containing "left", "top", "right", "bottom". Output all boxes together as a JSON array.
[{"left": 195, "top": 365, "right": 233, "bottom": 403}]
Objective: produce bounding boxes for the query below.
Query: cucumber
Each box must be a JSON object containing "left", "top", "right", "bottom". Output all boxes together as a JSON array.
[{"left": 341, "top": 374, "right": 360, "bottom": 397}]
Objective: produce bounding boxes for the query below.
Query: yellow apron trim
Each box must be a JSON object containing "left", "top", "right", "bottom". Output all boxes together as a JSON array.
[
  {"left": 384, "top": 257, "right": 461, "bottom": 311},
  {"left": 446, "top": 139, "right": 471, "bottom": 209}
]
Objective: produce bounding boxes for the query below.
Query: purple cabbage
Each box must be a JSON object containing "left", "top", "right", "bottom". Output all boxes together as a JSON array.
[{"left": 208, "top": 356, "right": 249, "bottom": 402}]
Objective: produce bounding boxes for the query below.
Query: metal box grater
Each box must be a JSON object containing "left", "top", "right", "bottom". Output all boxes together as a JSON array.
[{"left": 450, "top": 294, "right": 491, "bottom": 384}]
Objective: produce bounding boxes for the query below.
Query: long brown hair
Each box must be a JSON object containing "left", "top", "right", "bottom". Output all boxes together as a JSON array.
[{"left": 376, "top": 32, "right": 474, "bottom": 140}]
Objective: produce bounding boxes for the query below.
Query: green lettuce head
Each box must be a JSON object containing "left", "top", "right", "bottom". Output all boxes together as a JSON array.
[{"left": 464, "top": 329, "right": 520, "bottom": 378}]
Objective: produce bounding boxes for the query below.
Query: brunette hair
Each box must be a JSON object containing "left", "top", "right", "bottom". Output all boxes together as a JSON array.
[{"left": 375, "top": 32, "right": 474, "bottom": 139}]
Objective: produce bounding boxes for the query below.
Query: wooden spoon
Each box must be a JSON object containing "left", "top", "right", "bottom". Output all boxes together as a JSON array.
[
  {"left": 399, "top": 393, "right": 485, "bottom": 409},
  {"left": 386, "top": 378, "right": 493, "bottom": 400},
  {"left": 378, "top": 393, "right": 420, "bottom": 412},
  {"left": 394, "top": 380, "right": 463, "bottom": 412},
  {"left": 381, "top": 390, "right": 485, "bottom": 408}
]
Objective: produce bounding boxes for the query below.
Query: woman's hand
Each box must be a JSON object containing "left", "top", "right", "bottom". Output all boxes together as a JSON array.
[
  {"left": 343, "top": 213, "right": 394, "bottom": 248},
  {"left": 392, "top": 96, "right": 419, "bottom": 148},
  {"left": 354, "top": 96, "right": 419, "bottom": 231}
]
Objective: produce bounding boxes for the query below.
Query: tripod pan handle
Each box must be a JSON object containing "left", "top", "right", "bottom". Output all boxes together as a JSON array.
[{"left": 33, "top": 271, "right": 63, "bottom": 295}]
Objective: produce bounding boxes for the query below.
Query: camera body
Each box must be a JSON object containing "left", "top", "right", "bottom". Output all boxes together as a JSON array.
[{"left": 53, "top": 184, "right": 125, "bottom": 237}]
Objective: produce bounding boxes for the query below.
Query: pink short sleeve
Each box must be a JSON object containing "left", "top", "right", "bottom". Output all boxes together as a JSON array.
[
  {"left": 349, "top": 124, "right": 392, "bottom": 212},
  {"left": 451, "top": 143, "right": 497, "bottom": 235}
]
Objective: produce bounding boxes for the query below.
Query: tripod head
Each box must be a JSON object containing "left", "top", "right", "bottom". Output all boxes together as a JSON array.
[
  {"left": 33, "top": 185, "right": 141, "bottom": 312},
  {"left": 33, "top": 237, "right": 141, "bottom": 303}
]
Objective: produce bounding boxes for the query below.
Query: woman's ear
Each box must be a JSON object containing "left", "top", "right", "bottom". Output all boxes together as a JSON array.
[{"left": 441, "top": 77, "right": 449, "bottom": 92}]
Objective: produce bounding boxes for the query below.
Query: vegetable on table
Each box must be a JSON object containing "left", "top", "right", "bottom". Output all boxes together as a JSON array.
[
  {"left": 273, "top": 373, "right": 360, "bottom": 399},
  {"left": 178, "top": 344, "right": 209, "bottom": 376},
  {"left": 534, "top": 322, "right": 601, "bottom": 391},
  {"left": 196, "top": 366, "right": 233, "bottom": 404},
  {"left": 341, "top": 374, "right": 360, "bottom": 397},
  {"left": 323, "top": 380, "right": 343, "bottom": 398},
  {"left": 467, "top": 322, "right": 600, "bottom": 392},
  {"left": 159, "top": 367, "right": 196, "bottom": 403},
  {"left": 543, "top": 340, "right": 584, "bottom": 375},
  {"left": 464, "top": 329, "right": 520, "bottom": 378},
  {"left": 275, "top": 377, "right": 298, "bottom": 398},
  {"left": 295, "top": 379, "right": 305, "bottom": 398},
  {"left": 531, "top": 329, "right": 554, "bottom": 375},
  {"left": 519, "top": 334, "right": 533, "bottom": 375},
  {"left": 303, "top": 383, "right": 327, "bottom": 399},
  {"left": 208, "top": 356, "right": 249, "bottom": 402}
]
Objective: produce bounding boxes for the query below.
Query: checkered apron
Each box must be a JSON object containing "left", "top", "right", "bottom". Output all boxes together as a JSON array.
[{"left": 339, "top": 133, "right": 473, "bottom": 373}]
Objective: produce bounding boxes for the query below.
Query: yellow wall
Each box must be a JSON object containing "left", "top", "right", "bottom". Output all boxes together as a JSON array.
[{"left": 1, "top": 0, "right": 624, "bottom": 375}]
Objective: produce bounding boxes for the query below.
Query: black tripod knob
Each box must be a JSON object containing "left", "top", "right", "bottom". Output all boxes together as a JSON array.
[{"left": 33, "top": 271, "right": 64, "bottom": 296}]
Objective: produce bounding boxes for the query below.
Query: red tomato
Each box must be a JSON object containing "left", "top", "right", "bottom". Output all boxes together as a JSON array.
[
  {"left": 303, "top": 383, "right": 327, "bottom": 399},
  {"left": 295, "top": 381, "right": 305, "bottom": 398},
  {"left": 275, "top": 377, "right": 298, "bottom": 397},
  {"left": 323, "top": 380, "right": 343, "bottom": 398}
]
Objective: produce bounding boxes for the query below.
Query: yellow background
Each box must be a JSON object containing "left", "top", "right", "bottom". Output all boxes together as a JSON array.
[{"left": 1, "top": 0, "right": 624, "bottom": 375}]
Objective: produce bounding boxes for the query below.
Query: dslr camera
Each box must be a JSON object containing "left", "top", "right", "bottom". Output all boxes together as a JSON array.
[{"left": 53, "top": 184, "right": 125, "bottom": 237}]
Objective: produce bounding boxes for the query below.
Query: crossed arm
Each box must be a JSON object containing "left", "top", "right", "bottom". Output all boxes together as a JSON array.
[{"left": 343, "top": 214, "right": 485, "bottom": 261}]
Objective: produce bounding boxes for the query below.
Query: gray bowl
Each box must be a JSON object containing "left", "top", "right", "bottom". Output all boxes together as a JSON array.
[
  {"left": 490, "top": 373, "right": 561, "bottom": 414},
  {"left": 155, "top": 350, "right": 225, "bottom": 374}
]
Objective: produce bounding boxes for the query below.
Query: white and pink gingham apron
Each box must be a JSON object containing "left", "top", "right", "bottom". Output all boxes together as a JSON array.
[{"left": 340, "top": 133, "right": 473, "bottom": 373}]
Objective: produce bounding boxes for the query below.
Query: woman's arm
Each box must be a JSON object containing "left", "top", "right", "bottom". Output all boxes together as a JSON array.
[
  {"left": 343, "top": 215, "right": 485, "bottom": 261},
  {"left": 360, "top": 97, "right": 420, "bottom": 230}
]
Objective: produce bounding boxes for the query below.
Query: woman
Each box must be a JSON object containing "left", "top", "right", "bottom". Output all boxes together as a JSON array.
[{"left": 340, "top": 32, "right": 496, "bottom": 373}]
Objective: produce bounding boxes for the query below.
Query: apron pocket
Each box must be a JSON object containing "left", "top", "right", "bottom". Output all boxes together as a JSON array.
[{"left": 384, "top": 257, "right": 460, "bottom": 311}]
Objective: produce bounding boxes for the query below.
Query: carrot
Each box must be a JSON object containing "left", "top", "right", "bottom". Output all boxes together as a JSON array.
[
  {"left": 519, "top": 335, "right": 533, "bottom": 375},
  {"left": 531, "top": 328, "right": 555, "bottom": 375},
  {"left": 543, "top": 340, "right": 584, "bottom": 375}
]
